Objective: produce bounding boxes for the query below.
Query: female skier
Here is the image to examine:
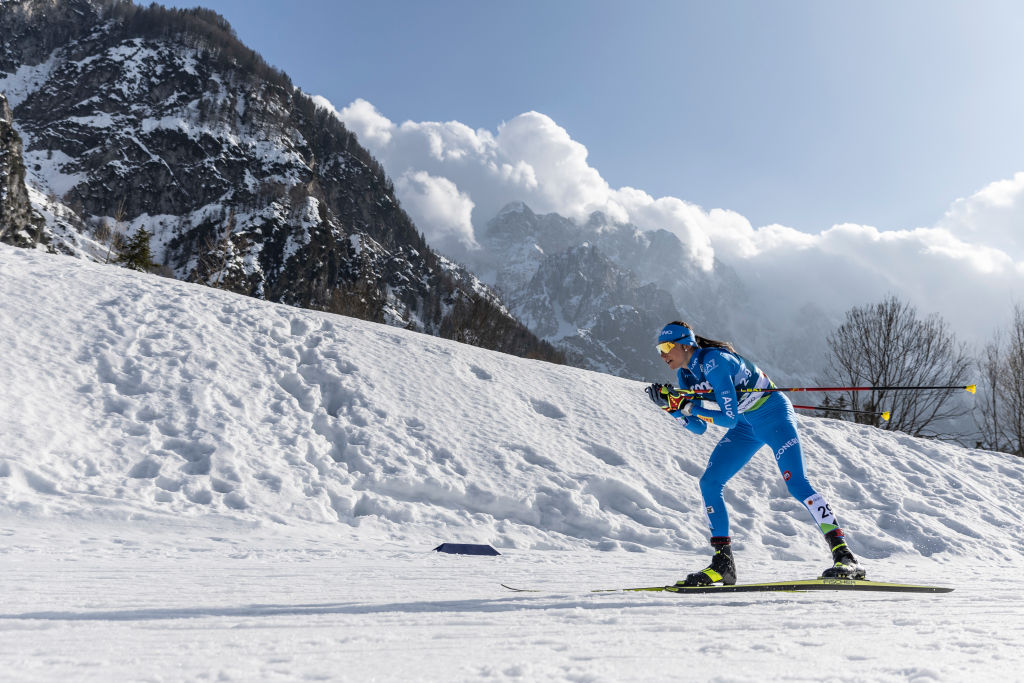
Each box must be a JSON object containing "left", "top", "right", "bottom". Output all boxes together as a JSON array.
[{"left": 646, "top": 321, "right": 865, "bottom": 586}]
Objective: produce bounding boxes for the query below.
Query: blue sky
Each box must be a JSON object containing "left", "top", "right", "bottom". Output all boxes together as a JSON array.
[{"left": 163, "top": 0, "right": 1024, "bottom": 234}]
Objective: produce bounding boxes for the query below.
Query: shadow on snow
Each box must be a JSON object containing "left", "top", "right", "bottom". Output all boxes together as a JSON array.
[{"left": 1, "top": 595, "right": 779, "bottom": 622}]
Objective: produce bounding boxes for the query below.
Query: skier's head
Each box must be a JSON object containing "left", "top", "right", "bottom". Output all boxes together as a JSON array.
[
  {"left": 657, "top": 321, "right": 698, "bottom": 370},
  {"left": 657, "top": 321, "right": 736, "bottom": 358},
  {"left": 657, "top": 321, "right": 698, "bottom": 353}
]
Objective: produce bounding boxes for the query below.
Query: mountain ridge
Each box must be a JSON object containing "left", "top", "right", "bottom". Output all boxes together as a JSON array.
[
  {"left": 0, "top": 0, "right": 562, "bottom": 363},
  {"left": 468, "top": 200, "right": 809, "bottom": 382}
]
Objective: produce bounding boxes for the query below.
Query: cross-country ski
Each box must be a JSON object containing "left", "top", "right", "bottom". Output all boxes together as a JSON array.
[{"left": 502, "top": 579, "right": 954, "bottom": 594}]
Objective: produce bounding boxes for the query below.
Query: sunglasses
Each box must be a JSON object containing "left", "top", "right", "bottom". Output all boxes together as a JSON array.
[{"left": 656, "top": 341, "right": 678, "bottom": 354}]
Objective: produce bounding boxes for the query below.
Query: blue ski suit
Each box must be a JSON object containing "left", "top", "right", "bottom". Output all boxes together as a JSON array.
[{"left": 674, "top": 347, "right": 841, "bottom": 538}]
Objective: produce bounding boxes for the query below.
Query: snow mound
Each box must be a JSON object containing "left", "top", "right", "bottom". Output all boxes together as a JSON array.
[{"left": 1, "top": 244, "right": 1021, "bottom": 566}]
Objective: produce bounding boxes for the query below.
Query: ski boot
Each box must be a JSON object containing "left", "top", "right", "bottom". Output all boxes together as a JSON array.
[
  {"left": 820, "top": 528, "right": 866, "bottom": 579},
  {"left": 677, "top": 536, "right": 737, "bottom": 586}
]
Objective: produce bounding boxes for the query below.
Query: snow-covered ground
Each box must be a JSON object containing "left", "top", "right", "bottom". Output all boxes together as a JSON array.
[{"left": 1, "top": 244, "right": 1023, "bottom": 682}]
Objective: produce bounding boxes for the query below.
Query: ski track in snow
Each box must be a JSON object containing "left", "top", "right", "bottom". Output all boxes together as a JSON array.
[{"left": 1, "top": 244, "right": 1023, "bottom": 682}]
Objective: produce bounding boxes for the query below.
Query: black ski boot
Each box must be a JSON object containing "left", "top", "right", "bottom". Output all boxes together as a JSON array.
[
  {"left": 820, "top": 528, "right": 866, "bottom": 580},
  {"left": 677, "top": 536, "right": 737, "bottom": 586}
]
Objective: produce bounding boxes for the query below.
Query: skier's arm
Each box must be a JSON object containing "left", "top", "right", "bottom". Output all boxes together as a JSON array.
[
  {"left": 690, "top": 354, "right": 741, "bottom": 429},
  {"left": 644, "top": 383, "right": 708, "bottom": 434}
]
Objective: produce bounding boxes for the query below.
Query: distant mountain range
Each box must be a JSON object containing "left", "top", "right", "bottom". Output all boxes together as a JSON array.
[
  {"left": 465, "top": 201, "right": 835, "bottom": 383},
  {"left": 468, "top": 202, "right": 706, "bottom": 380}
]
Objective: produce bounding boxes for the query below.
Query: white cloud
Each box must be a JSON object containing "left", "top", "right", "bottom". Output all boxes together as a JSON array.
[
  {"left": 937, "top": 171, "right": 1024, "bottom": 261},
  {"left": 326, "top": 97, "right": 1024, "bottom": 343},
  {"left": 393, "top": 170, "right": 478, "bottom": 258},
  {"left": 334, "top": 99, "right": 721, "bottom": 267},
  {"left": 330, "top": 96, "right": 393, "bottom": 147}
]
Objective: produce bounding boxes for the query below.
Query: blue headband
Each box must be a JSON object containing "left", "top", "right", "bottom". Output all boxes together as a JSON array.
[{"left": 658, "top": 323, "right": 698, "bottom": 347}]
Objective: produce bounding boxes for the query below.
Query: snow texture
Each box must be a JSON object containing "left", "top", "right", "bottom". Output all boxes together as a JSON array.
[{"left": 1, "top": 244, "right": 1022, "bottom": 682}]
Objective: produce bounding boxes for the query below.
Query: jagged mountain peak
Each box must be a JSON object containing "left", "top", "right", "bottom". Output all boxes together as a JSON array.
[
  {"left": 490, "top": 232, "right": 681, "bottom": 378},
  {"left": 495, "top": 200, "right": 532, "bottom": 218},
  {"left": 463, "top": 200, "right": 776, "bottom": 380}
]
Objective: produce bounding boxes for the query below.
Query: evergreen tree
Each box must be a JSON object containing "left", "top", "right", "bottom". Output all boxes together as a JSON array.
[
  {"left": 116, "top": 227, "right": 157, "bottom": 272},
  {"left": 819, "top": 395, "right": 836, "bottom": 420}
]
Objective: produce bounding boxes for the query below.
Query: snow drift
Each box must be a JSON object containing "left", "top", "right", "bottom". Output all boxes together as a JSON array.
[{"left": 2, "top": 243, "right": 1021, "bottom": 566}]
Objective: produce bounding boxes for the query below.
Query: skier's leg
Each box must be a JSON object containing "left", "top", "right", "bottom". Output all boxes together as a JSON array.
[
  {"left": 743, "top": 393, "right": 834, "bottom": 528},
  {"left": 747, "top": 393, "right": 866, "bottom": 578},
  {"left": 697, "top": 421, "right": 762, "bottom": 537},
  {"left": 682, "top": 422, "right": 761, "bottom": 586}
]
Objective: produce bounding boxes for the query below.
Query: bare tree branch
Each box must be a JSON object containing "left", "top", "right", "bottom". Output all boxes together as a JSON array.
[{"left": 825, "top": 295, "right": 971, "bottom": 437}]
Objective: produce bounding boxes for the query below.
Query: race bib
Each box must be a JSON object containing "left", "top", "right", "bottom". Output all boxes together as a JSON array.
[{"left": 803, "top": 493, "right": 836, "bottom": 528}]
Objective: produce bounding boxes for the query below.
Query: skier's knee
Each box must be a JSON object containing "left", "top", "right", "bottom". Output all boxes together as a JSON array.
[
  {"left": 780, "top": 470, "right": 814, "bottom": 501},
  {"left": 699, "top": 474, "right": 725, "bottom": 500}
]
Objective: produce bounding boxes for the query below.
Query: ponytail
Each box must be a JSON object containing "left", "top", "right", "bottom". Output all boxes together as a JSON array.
[{"left": 668, "top": 320, "right": 736, "bottom": 353}]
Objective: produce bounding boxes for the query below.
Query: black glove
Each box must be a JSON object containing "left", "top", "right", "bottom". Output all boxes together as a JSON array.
[
  {"left": 646, "top": 383, "right": 671, "bottom": 408},
  {"left": 645, "top": 383, "right": 693, "bottom": 415}
]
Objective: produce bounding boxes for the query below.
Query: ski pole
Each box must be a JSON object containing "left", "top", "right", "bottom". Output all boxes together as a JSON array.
[
  {"left": 791, "top": 404, "right": 890, "bottom": 421},
  {"left": 678, "top": 384, "right": 976, "bottom": 396},
  {"left": 672, "top": 390, "right": 892, "bottom": 421},
  {"left": 762, "top": 384, "right": 975, "bottom": 395}
]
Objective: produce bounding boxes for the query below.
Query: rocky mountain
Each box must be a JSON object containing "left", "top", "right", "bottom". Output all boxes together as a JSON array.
[
  {"left": 0, "top": 92, "right": 44, "bottom": 247},
  {"left": 0, "top": 0, "right": 561, "bottom": 362},
  {"left": 511, "top": 242, "right": 681, "bottom": 379},
  {"left": 467, "top": 202, "right": 770, "bottom": 380}
]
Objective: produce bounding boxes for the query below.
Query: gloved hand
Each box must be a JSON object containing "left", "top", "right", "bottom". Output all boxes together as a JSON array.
[
  {"left": 645, "top": 383, "right": 671, "bottom": 408},
  {"left": 645, "top": 383, "right": 692, "bottom": 415},
  {"left": 682, "top": 416, "right": 708, "bottom": 434}
]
